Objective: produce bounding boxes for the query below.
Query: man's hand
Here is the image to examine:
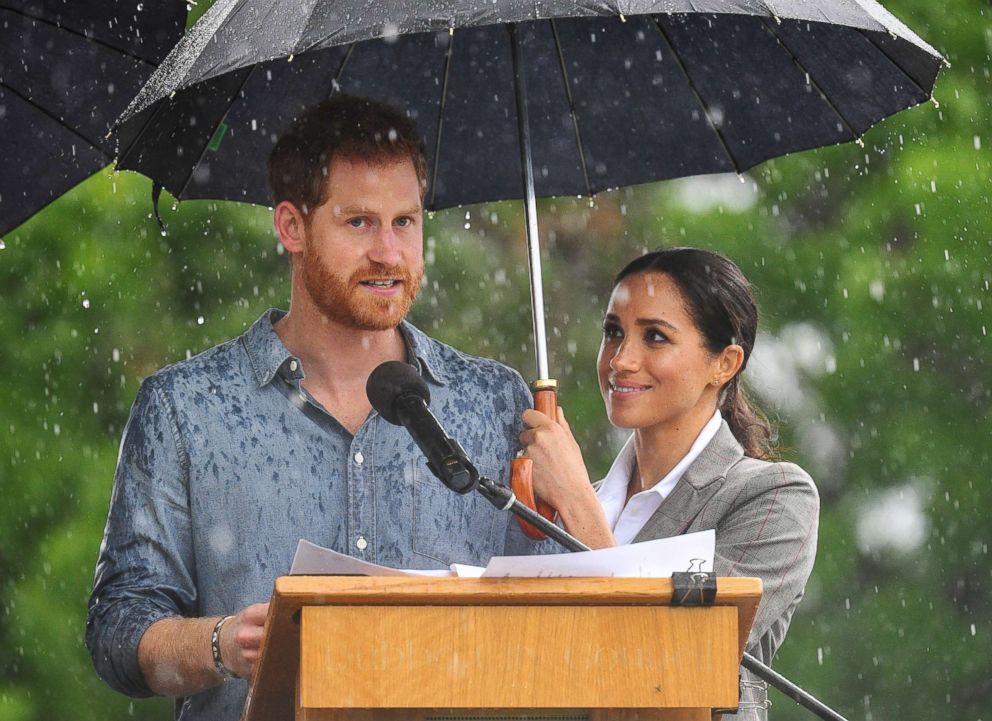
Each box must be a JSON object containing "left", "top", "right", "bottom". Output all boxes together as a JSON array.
[
  {"left": 137, "top": 602, "right": 270, "bottom": 696},
  {"left": 219, "top": 602, "right": 269, "bottom": 679}
]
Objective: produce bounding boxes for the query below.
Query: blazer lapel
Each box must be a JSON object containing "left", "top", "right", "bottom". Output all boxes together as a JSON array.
[{"left": 632, "top": 422, "right": 744, "bottom": 543}]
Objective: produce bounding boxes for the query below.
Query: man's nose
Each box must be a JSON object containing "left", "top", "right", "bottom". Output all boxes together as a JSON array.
[{"left": 368, "top": 225, "right": 403, "bottom": 266}]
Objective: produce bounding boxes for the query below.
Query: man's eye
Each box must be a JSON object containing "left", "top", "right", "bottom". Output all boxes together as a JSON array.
[
  {"left": 395, "top": 217, "right": 412, "bottom": 228},
  {"left": 348, "top": 218, "right": 367, "bottom": 228}
]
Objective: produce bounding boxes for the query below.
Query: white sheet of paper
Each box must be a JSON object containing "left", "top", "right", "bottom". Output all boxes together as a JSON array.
[
  {"left": 449, "top": 563, "right": 486, "bottom": 578},
  {"left": 480, "top": 529, "right": 715, "bottom": 578},
  {"left": 289, "top": 539, "right": 452, "bottom": 577}
]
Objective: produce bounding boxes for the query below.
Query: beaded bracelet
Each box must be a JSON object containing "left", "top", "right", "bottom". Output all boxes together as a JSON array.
[{"left": 211, "top": 615, "right": 238, "bottom": 680}]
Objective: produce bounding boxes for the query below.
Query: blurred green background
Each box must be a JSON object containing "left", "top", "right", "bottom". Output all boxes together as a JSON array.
[{"left": 1, "top": 1, "right": 989, "bottom": 719}]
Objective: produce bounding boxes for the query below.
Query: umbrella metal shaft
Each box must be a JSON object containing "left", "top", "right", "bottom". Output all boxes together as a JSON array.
[{"left": 509, "top": 23, "right": 550, "bottom": 382}]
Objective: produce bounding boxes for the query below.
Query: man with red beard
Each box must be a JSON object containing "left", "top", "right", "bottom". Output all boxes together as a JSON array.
[{"left": 86, "top": 97, "right": 533, "bottom": 721}]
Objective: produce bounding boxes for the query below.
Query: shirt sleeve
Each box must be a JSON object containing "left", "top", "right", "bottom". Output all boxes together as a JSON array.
[
  {"left": 85, "top": 377, "right": 198, "bottom": 697},
  {"left": 711, "top": 462, "right": 820, "bottom": 654}
]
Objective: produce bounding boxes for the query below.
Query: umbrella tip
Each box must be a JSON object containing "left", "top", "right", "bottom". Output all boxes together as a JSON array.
[{"left": 930, "top": 96, "right": 940, "bottom": 109}]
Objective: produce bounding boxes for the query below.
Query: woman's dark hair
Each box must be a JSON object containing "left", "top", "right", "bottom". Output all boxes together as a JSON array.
[{"left": 614, "top": 247, "right": 775, "bottom": 459}]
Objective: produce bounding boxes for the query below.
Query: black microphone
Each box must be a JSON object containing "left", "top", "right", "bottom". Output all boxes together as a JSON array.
[{"left": 366, "top": 361, "right": 478, "bottom": 494}]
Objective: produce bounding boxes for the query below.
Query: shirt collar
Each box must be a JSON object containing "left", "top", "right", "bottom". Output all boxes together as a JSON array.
[
  {"left": 596, "top": 410, "right": 723, "bottom": 523},
  {"left": 397, "top": 320, "right": 449, "bottom": 386},
  {"left": 242, "top": 310, "right": 449, "bottom": 388},
  {"left": 243, "top": 309, "right": 294, "bottom": 387},
  {"left": 595, "top": 434, "right": 637, "bottom": 530}
]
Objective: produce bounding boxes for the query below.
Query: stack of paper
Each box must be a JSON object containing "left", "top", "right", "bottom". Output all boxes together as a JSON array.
[{"left": 290, "top": 530, "right": 715, "bottom": 579}]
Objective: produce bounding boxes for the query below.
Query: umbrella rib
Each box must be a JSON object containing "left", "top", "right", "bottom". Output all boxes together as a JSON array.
[
  {"left": 650, "top": 16, "right": 742, "bottom": 175},
  {"left": 0, "top": 4, "right": 161, "bottom": 68},
  {"left": 428, "top": 30, "right": 456, "bottom": 211},
  {"left": 855, "top": 28, "right": 932, "bottom": 99},
  {"left": 325, "top": 42, "right": 357, "bottom": 99},
  {"left": 550, "top": 19, "right": 592, "bottom": 198},
  {"left": 175, "top": 66, "right": 259, "bottom": 200},
  {"left": 0, "top": 79, "right": 109, "bottom": 153},
  {"left": 758, "top": 19, "right": 859, "bottom": 141}
]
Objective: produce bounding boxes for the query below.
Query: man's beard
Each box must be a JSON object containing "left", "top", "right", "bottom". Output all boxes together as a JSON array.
[{"left": 301, "top": 250, "right": 421, "bottom": 331}]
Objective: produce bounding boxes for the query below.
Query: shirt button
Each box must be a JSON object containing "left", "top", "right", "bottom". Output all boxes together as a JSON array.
[
  {"left": 354, "top": 452, "right": 364, "bottom": 465},
  {"left": 356, "top": 536, "right": 368, "bottom": 550},
  {"left": 289, "top": 359, "right": 299, "bottom": 372}
]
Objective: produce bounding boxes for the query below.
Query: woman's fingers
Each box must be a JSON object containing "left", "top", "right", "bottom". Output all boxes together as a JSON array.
[{"left": 522, "top": 407, "right": 558, "bottom": 428}]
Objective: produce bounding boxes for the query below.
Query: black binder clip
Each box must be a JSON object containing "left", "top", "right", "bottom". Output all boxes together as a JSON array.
[{"left": 671, "top": 559, "right": 716, "bottom": 606}]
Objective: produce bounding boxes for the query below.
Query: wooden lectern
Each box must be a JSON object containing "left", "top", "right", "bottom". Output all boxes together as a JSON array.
[{"left": 242, "top": 575, "right": 762, "bottom": 721}]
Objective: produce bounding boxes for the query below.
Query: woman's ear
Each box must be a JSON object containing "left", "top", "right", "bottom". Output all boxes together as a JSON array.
[
  {"left": 273, "top": 200, "right": 307, "bottom": 255},
  {"left": 713, "top": 345, "right": 745, "bottom": 387}
]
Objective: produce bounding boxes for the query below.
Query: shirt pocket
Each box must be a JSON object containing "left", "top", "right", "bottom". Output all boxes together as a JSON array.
[{"left": 411, "top": 461, "right": 506, "bottom": 567}]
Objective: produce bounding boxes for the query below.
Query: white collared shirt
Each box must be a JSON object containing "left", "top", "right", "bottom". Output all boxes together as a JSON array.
[{"left": 596, "top": 410, "right": 723, "bottom": 545}]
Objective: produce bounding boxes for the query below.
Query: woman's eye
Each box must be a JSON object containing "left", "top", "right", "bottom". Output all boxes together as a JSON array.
[
  {"left": 602, "top": 323, "right": 623, "bottom": 340},
  {"left": 645, "top": 329, "right": 668, "bottom": 343}
]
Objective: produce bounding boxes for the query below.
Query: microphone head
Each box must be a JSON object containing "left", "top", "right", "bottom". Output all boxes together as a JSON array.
[{"left": 366, "top": 361, "right": 430, "bottom": 425}]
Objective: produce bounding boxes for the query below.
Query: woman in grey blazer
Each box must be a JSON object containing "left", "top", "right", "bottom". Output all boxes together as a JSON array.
[{"left": 520, "top": 247, "right": 819, "bottom": 720}]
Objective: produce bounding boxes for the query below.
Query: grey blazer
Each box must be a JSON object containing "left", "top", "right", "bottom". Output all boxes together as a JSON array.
[{"left": 632, "top": 421, "right": 820, "bottom": 720}]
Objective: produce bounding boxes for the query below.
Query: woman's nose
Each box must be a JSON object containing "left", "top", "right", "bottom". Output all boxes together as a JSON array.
[{"left": 609, "top": 340, "right": 639, "bottom": 372}]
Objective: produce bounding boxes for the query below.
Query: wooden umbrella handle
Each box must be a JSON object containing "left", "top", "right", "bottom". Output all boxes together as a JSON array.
[{"left": 510, "top": 382, "right": 559, "bottom": 540}]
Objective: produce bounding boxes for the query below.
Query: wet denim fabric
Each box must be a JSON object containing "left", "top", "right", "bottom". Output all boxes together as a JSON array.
[{"left": 86, "top": 309, "right": 534, "bottom": 721}]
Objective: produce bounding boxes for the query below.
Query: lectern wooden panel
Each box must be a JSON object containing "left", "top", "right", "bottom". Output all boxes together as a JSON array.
[{"left": 242, "top": 576, "right": 762, "bottom": 721}]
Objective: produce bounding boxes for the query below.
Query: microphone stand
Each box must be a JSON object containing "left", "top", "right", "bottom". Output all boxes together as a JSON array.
[
  {"left": 476, "top": 475, "right": 590, "bottom": 553},
  {"left": 472, "top": 473, "right": 850, "bottom": 721}
]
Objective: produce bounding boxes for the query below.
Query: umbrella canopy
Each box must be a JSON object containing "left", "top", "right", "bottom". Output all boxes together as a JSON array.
[
  {"left": 0, "top": 0, "right": 186, "bottom": 235},
  {"left": 112, "top": 0, "right": 942, "bottom": 381},
  {"left": 114, "top": 0, "right": 943, "bottom": 212}
]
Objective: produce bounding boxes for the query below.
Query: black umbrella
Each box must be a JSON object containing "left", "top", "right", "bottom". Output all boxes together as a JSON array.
[
  {"left": 113, "top": 0, "right": 943, "bottom": 383},
  {"left": 0, "top": 0, "right": 186, "bottom": 236}
]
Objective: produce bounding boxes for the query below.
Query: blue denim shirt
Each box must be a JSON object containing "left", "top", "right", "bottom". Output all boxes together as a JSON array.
[{"left": 86, "top": 309, "right": 534, "bottom": 720}]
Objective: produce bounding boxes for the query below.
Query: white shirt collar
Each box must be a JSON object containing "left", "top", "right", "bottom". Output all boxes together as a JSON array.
[{"left": 596, "top": 410, "right": 723, "bottom": 545}]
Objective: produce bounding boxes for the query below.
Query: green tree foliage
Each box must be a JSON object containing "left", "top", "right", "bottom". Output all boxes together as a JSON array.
[{"left": 1, "top": 1, "right": 989, "bottom": 719}]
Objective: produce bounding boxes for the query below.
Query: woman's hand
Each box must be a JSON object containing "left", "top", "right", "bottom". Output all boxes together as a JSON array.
[
  {"left": 519, "top": 407, "right": 616, "bottom": 549},
  {"left": 519, "top": 407, "right": 590, "bottom": 509}
]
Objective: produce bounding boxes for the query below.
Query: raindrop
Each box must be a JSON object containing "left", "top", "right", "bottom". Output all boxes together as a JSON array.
[
  {"left": 0, "top": 240, "right": 5, "bottom": 250},
  {"left": 82, "top": 298, "right": 91, "bottom": 309},
  {"left": 197, "top": 316, "right": 205, "bottom": 325},
  {"left": 974, "top": 136, "right": 982, "bottom": 150}
]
